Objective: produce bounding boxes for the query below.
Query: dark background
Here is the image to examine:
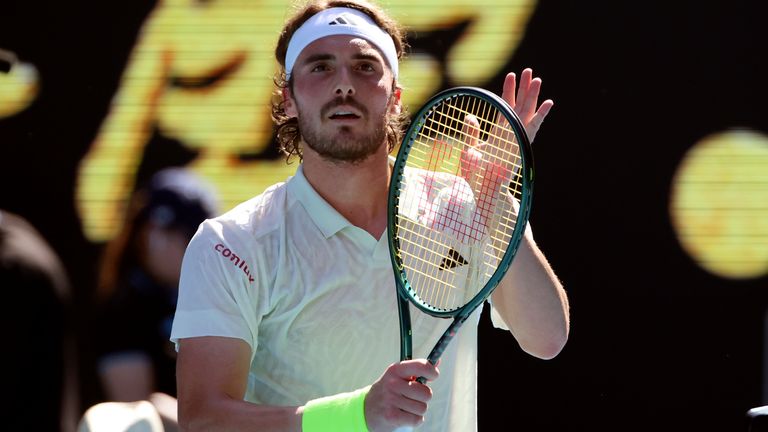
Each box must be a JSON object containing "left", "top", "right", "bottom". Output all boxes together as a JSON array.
[{"left": 1, "top": 0, "right": 767, "bottom": 431}]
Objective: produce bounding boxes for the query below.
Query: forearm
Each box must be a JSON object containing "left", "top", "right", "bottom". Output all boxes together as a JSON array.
[
  {"left": 179, "top": 361, "right": 440, "bottom": 432},
  {"left": 177, "top": 337, "right": 304, "bottom": 431},
  {"left": 491, "top": 229, "right": 569, "bottom": 359},
  {"left": 179, "top": 396, "right": 303, "bottom": 432}
]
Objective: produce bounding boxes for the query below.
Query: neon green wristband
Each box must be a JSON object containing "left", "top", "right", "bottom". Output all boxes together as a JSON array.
[{"left": 302, "top": 386, "right": 370, "bottom": 432}]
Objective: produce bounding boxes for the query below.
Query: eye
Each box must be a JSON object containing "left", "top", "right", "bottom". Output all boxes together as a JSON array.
[
  {"left": 357, "top": 62, "right": 376, "bottom": 72},
  {"left": 311, "top": 63, "right": 330, "bottom": 72}
]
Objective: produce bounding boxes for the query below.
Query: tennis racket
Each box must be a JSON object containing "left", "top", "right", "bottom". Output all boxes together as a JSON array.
[{"left": 387, "top": 86, "right": 534, "bottom": 431}]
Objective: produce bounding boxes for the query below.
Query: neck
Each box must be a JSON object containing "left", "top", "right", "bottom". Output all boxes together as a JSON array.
[{"left": 301, "top": 145, "right": 391, "bottom": 238}]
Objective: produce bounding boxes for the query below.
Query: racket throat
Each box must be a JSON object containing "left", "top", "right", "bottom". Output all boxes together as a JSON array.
[
  {"left": 426, "top": 316, "right": 468, "bottom": 366},
  {"left": 397, "top": 295, "right": 414, "bottom": 361},
  {"left": 414, "top": 318, "right": 468, "bottom": 386}
]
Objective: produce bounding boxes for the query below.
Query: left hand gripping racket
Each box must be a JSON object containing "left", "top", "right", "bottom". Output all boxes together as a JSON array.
[{"left": 387, "top": 87, "right": 534, "bottom": 431}]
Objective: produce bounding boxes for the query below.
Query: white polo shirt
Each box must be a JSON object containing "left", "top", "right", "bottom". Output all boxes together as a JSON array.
[{"left": 171, "top": 163, "right": 508, "bottom": 431}]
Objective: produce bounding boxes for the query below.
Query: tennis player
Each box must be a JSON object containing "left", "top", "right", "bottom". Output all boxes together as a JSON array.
[{"left": 171, "top": 1, "right": 569, "bottom": 431}]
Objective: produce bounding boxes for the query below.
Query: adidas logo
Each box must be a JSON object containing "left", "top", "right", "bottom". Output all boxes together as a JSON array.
[
  {"left": 328, "top": 13, "right": 365, "bottom": 26},
  {"left": 439, "top": 248, "right": 468, "bottom": 270}
]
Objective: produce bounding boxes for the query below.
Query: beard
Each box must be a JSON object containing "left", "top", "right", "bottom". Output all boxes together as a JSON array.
[{"left": 297, "top": 96, "right": 388, "bottom": 164}]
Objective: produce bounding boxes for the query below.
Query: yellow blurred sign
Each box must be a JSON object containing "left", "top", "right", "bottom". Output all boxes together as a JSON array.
[
  {"left": 670, "top": 129, "right": 768, "bottom": 279},
  {"left": 71, "top": 0, "right": 537, "bottom": 241}
]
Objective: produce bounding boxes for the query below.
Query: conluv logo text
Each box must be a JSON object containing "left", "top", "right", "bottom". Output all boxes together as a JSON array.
[{"left": 214, "top": 243, "right": 255, "bottom": 283}]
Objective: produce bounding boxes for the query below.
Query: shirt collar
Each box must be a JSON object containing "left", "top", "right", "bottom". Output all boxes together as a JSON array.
[
  {"left": 287, "top": 164, "right": 350, "bottom": 238},
  {"left": 287, "top": 158, "right": 397, "bottom": 239}
]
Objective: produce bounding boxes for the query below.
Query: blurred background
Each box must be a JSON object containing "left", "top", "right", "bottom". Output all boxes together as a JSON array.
[{"left": 1, "top": 0, "right": 767, "bottom": 430}]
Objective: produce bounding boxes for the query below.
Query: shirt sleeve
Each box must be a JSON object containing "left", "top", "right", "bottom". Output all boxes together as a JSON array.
[
  {"left": 488, "top": 300, "right": 510, "bottom": 331},
  {"left": 170, "top": 219, "right": 262, "bottom": 353}
]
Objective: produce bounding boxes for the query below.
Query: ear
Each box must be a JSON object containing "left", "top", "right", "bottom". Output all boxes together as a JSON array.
[
  {"left": 390, "top": 87, "right": 402, "bottom": 116},
  {"left": 283, "top": 87, "right": 297, "bottom": 118}
]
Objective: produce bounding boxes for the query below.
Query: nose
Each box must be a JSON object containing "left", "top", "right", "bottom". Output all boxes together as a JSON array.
[{"left": 334, "top": 68, "right": 355, "bottom": 97}]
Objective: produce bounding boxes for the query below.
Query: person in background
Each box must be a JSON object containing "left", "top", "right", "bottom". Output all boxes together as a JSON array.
[
  {"left": 93, "top": 167, "right": 218, "bottom": 406},
  {"left": 1, "top": 209, "right": 78, "bottom": 432}
]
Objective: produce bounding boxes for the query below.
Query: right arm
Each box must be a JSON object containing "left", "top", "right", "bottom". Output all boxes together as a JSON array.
[
  {"left": 177, "top": 336, "right": 301, "bottom": 431},
  {"left": 176, "top": 336, "right": 439, "bottom": 432}
]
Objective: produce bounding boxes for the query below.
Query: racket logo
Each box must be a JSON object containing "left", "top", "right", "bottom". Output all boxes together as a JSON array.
[{"left": 438, "top": 248, "right": 468, "bottom": 270}]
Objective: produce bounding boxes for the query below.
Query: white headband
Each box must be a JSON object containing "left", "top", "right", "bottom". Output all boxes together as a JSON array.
[{"left": 285, "top": 7, "right": 399, "bottom": 80}]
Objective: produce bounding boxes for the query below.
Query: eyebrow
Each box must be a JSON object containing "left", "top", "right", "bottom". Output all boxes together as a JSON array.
[
  {"left": 302, "top": 53, "right": 335, "bottom": 64},
  {"left": 300, "top": 51, "right": 384, "bottom": 65},
  {"left": 352, "top": 52, "right": 383, "bottom": 62}
]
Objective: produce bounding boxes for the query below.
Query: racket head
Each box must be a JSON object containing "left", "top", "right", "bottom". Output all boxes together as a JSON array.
[{"left": 387, "top": 86, "right": 534, "bottom": 318}]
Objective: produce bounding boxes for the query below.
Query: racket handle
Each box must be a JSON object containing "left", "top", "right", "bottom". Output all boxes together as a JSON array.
[{"left": 392, "top": 374, "right": 427, "bottom": 431}]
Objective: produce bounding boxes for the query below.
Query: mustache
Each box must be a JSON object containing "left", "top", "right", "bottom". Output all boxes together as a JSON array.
[{"left": 321, "top": 96, "right": 368, "bottom": 117}]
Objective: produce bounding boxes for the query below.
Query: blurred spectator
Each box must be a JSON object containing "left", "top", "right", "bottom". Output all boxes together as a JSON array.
[
  {"left": 1, "top": 209, "right": 78, "bottom": 432},
  {"left": 92, "top": 167, "right": 218, "bottom": 404},
  {"left": 77, "top": 393, "right": 177, "bottom": 432}
]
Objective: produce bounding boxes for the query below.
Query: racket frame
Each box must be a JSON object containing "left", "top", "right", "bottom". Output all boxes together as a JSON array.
[{"left": 387, "top": 86, "right": 535, "bottom": 363}]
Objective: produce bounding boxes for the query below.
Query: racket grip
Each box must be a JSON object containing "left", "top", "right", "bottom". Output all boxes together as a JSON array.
[
  {"left": 413, "top": 355, "right": 437, "bottom": 384},
  {"left": 393, "top": 374, "right": 430, "bottom": 432},
  {"left": 394, "top": 371, "right": 427, "bottom": 431}
]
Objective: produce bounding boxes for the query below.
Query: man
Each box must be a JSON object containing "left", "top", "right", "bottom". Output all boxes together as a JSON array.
[{"left": 171, "top": 1, "right": 569, "bottom": 431}]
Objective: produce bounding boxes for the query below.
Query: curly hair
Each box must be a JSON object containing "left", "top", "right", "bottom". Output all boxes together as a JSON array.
[{"left": 271, "top": 0, "right": 410, "bottom": 162}]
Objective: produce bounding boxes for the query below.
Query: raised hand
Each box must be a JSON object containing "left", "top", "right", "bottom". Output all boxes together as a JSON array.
[
  {"left": 501, "top": 68, "right": 554, "bottom": 143},
  {"left": 456, "top": 69, "right": 550, "bottom": 221}
]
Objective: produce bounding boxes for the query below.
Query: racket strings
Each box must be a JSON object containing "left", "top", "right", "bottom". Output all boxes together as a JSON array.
[
  {"left": 396, "top": 219, "right": 513, "bottom": 276},
  {"left": 395, "top": 94, "right": 525, "bottom": 312},
  {"left": 396, "top": 220, "right": 485, "bottom": 310},
  {"left": 418, "top": 113, "right": 522, "bottom": 168},
  {"left": 428, "top": 106, "right": 522, "bottom": 159},
  {"left": 401, "top": 148, "right": 525, "bottom": 197},
  {"left": 441, "top": 96, "right": 520, "bottom": 157},
  {"left": 411, "top": 104, "right": 525, "bottom": 192}
]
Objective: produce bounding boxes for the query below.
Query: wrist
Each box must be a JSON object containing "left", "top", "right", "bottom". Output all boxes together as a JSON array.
[{"left": 302, "top": 386, "right": 370, "bottom": 432}]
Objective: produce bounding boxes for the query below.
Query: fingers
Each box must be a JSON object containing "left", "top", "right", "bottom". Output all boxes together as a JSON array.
[
  {"left": 502, "top": 68, "right": 554, "bottom": 143},
  {"left": 460, "top": 115, "right": 484, "bottom": 184},
  {"left": 502, "top": 72, "right": 517, "bottom": 107},
  {"left": 536, "top": 98, "right": 555, "bottom": 119},
  {"left": 517, "top": 76, "right": 540, "bottom": 118},
  {"left": 365, "top": 360, "right": 440, "bottom": 431},
  {"left": 462, "top": 114, "right": 481, "bottom": 148},
  {"left": 504, "top": 68, "right": 542, "bottom": 111},
  {"left": 527, "top": 98, "right": 554, "bottom": 141},
  {"left": 393, "top": 359, "right": 440, "bottom": 383}
]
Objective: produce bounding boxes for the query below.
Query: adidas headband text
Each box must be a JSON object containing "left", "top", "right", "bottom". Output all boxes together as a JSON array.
[{"left": 285, "top": 7, "right": 398, "bottom": 80}]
